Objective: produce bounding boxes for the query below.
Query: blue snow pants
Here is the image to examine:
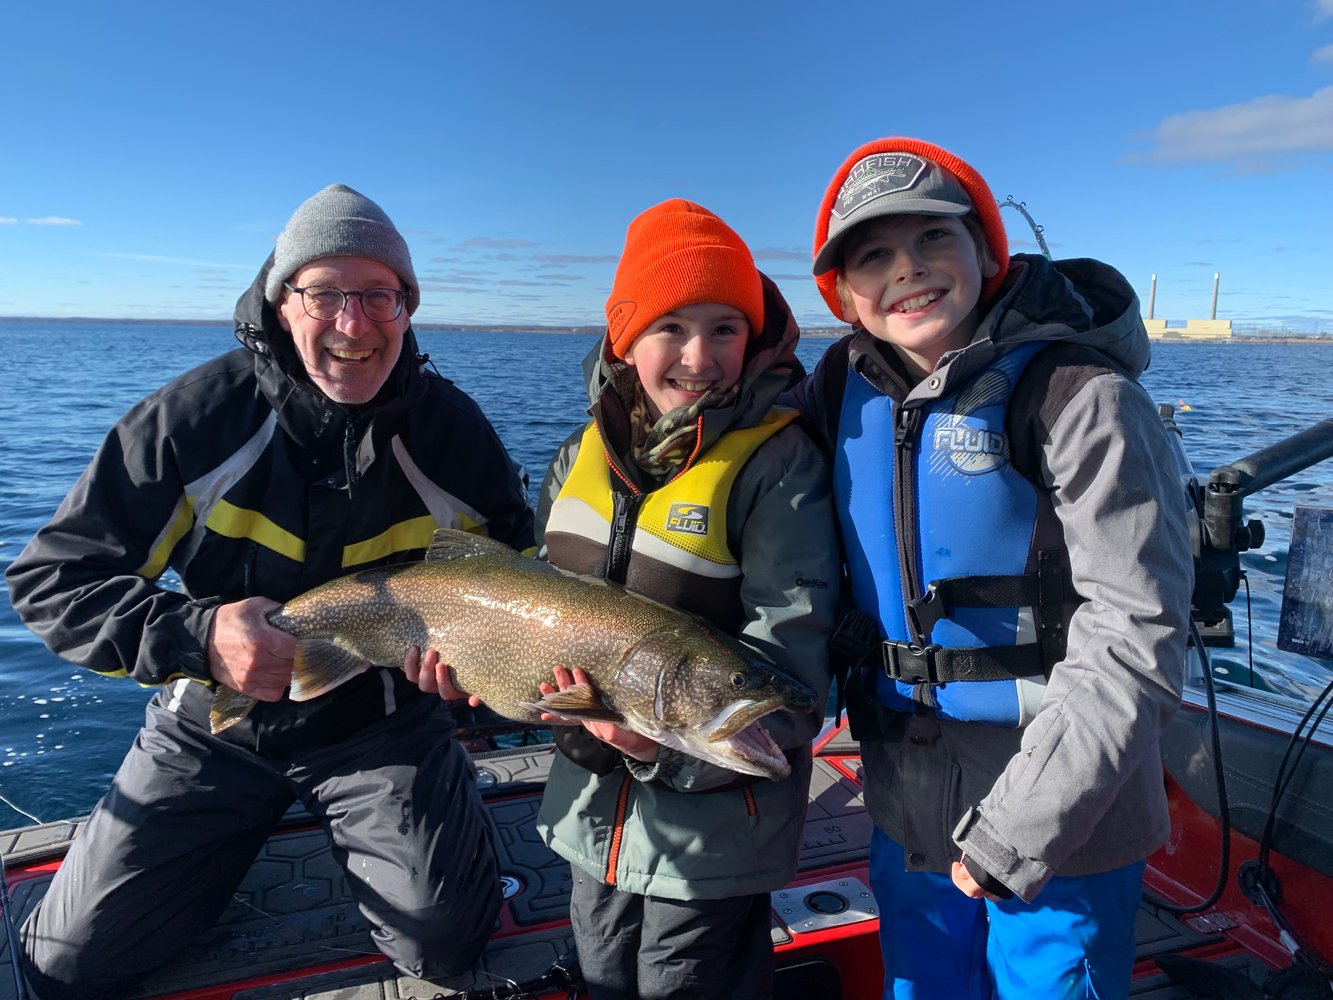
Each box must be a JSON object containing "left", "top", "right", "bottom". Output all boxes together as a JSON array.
[{"left": 869, "top": 828, "right": 1145, "bottom": 1000}]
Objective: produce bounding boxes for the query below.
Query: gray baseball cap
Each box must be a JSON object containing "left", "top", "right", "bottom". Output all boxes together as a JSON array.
[{"left": 812, "top": 152, "right": 972, "bottom": 275}]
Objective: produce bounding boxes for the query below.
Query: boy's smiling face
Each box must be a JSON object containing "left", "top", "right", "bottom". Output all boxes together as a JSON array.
[
  {"left": 839, "top": 213, "right": 998, "bottom": 379},
  {"left": 623, "top": 302, "right": 750, "bottom": 420}
]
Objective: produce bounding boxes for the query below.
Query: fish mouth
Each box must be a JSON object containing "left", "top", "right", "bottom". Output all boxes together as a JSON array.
[
  {"left": 718, "top": 720, "right": 790, "bottom": 779},
  {"left": 704, "top": 697, "right": 791, "bottom": 779},
  {"left": 707, "top": 696, "right": 786, "bottom": 743}
]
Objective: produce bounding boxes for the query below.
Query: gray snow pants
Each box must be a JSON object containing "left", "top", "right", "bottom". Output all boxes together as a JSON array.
[
  {"left": 569, "top": 870, "right": 774, "bottom": 1000},
  {"left": 20, "top": 681, "right": 500, "bottom": 1000}
]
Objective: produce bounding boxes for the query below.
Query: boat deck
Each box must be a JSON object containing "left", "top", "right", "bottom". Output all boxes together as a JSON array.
[{"left": 0, "top": 729, "right": 1287, "bottom": 998}]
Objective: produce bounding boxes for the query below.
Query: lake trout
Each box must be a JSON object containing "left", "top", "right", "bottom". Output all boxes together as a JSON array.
[{"left": 208, "top": 528, "right": 816, "bottom": 779}]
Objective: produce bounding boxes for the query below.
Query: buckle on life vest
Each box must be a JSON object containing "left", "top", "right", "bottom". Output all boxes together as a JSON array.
[
  {"left": 881, "top": 641, "right": 944, "bottom": 685},
  {"left": 906, "top": 583, "right": 945, "bottom": 640}
]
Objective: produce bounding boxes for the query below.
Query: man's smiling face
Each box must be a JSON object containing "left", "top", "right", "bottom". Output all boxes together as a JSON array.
[{"left": 277, "top": 256, "right": 408, "bottom": 404}]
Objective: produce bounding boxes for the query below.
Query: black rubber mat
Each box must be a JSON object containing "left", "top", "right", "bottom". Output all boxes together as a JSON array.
[{"left": 0, "top": 747, "right": 1285, "bottom": 1000}]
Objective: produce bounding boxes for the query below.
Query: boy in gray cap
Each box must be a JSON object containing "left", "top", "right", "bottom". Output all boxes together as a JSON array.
[
  {"left": 788, "top": 138, "right": 1192, "bottom": 999},
  {"left": 7, "top": 184, "right": 536, "bottom": 999}
]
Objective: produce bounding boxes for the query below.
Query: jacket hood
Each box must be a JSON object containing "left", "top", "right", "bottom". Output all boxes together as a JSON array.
[
  {"left": 981, "top": 254, "right": 1150, "bottom": 377},
  {"left": 580, "top": 272, "right": 806, "bottom": 464}
]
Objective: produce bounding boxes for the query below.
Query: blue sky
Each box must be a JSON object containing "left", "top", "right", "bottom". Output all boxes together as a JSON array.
[{"left": 3, "top": 0, "right": 1331, "bottom": 333}]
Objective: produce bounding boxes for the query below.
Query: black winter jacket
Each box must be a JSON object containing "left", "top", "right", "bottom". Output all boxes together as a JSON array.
[{"left": 6, "top": 260, "right": 535, "bottom": 742}]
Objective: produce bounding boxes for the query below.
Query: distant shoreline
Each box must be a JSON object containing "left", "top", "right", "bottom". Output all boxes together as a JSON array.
[{"left": 1, "top": 316, "right": 1329, "bottom": 345}]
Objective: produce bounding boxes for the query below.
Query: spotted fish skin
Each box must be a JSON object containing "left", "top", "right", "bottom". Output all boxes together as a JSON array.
[{"left": 209, "top": 529, "right": 816, "bottom": 779}]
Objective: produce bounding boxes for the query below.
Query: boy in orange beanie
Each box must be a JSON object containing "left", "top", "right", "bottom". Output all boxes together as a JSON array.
[
  {"left": 534, "top": 198, "right": 839, "bottom": 1000},
  {"left": 788, "top": 139, "right": 1193, "bottom": 999}
]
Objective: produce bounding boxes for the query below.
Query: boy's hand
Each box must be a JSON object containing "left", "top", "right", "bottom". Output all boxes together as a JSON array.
[
  {"left": 951, "top": 855, "right": 1011, "bottom": 902},
  {"left": 540, "top": 666, "right": 659, "bottom": 763},
  {"left": 404, "top": 646, "right": 482, "bottom": 707}
]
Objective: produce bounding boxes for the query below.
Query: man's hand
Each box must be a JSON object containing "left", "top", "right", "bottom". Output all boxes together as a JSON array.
[
  {"left": 540, "top": 666, "right": 659, "bottom": 763},
  {"left": 207, "top": 597, "right": 297, "bottom": 702},
  {"left": 404, "top": 646, "right": 482, "bottom": 707}
]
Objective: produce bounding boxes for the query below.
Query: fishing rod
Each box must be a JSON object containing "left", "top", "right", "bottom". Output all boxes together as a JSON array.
[{"left": 998, "top": 196, "right": 1051, "bottom": 259}]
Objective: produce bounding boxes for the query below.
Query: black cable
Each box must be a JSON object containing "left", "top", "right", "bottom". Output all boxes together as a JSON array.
[
  {"left": 1244, "top": 577, "right": 1255, "bottom": 689},
  {"left": 1256, "top": 677, "right": 1333, "bottom": 871},
  {"left": 1242, "top": 672, "right": 1333, "bottom": 976},
  {"left": 1148, "top": 615, "right": 1232, "bottom": 916},
  {"left": 1, "top": 852, "right": 32, "bottom": 1000}
]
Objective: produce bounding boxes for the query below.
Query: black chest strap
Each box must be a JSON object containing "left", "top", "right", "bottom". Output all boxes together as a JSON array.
[{"left": 830, "top": 551, "right": 1080, "bottom": 686}]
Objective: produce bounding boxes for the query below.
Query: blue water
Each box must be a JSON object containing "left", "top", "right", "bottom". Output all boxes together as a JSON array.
[{"left": 1, "top": 322, "right": 1330, "bottom": 824}]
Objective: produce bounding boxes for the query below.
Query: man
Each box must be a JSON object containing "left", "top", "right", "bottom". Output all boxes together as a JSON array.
[{"left": 6, "top": 184, "right": 536, "bottom": 999}]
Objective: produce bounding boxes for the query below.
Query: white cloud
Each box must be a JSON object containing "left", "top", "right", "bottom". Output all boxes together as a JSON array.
[
  {"left": 92, "top": 252, "right": 251, "bottom": 269},
  {"left": 27, "top": 216, "right": 83, "bottom": 226},
  {"left": 1138, "top": 86, "right": 1333, "bottom": 167},
  {"left": 1314, "top": 43, "right": 1333, "bottom": 63},
  {"left": 0, "top": 217, "right": 17, "bottom": 225},
  {"left": 1317, "top": 0, "right": 1333, "bottom": 20},
  {"left": 457, "top": 236, "right": 537, "bottom": 249}
]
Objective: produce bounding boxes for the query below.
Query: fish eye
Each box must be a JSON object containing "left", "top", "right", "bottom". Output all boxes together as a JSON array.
[{"left": 729, "top": 671, "right": 747, "bottom": 687}]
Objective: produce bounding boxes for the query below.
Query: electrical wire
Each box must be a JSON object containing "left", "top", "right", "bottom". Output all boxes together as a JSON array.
[
  {"left": 1, "top": 852, "right": 31, "bottom": 1000},
  {"left": 1244, "top": 672, "right": 1333, "bottom": 976},
  {"left": 0, "top": 791, "right": 40, "bottom": 999},
  {"left": 1147, "top": 615, "right": 1232, "bottom": 916}
]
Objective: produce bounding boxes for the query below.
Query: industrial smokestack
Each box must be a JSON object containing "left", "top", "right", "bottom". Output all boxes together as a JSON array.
[
  {"left": 1210, "top": 273, "right": 1219, "bottom": 320},
  {"left": 1148, "top": 274, "right": 1157, "bottom": 319}
]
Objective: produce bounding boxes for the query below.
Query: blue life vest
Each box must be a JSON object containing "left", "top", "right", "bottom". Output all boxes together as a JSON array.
[{"left": 836, "top": 342, "right": 1056, "bottom": 727}]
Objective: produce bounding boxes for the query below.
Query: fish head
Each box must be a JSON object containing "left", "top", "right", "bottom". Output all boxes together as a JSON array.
[{"left": 614, "top": 624, "right": 817, "bottom": 780}]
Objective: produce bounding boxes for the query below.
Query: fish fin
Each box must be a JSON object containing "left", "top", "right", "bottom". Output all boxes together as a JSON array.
[
  {"left": 210, "top": 685, "right": 258, "bottom": 734},
  {"left": 289, "top": 639, "right": 374, "bottom": 702},
  {"left": 522, "top": 684, "right": 624, "bottom": 723},
  {"left": 425, "top": 528, "right": 514, "bottom": 562}
]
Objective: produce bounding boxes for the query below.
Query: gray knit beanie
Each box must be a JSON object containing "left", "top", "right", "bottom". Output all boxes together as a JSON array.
[{"left": 266, "top": 183, "right": 419, "bottom": 315}]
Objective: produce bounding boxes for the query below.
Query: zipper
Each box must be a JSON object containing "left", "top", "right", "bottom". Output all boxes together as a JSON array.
[
  {"left": 894, "top": 405, "right": 926, "bottom": 645},
  {"left": 895, "top": 404, "right": 940, "bottom": 710},
  {"left": 342, "top": 416, "right": 359, "bottom": 501},
  {"left": 604, "top": 771, "right": 634, "bottom": 885},
  {"left": 241, "top": 541, "right": 258, "bottom": 598},
  {"left": 602, "top": 446, "right": 643, "bottom": 586},
  {"left": 606, "top": 490, "right": 643, "bottom": 585}
]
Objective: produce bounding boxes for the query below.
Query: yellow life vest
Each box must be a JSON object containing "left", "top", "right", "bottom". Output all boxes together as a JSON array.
[{"left": 545, "top": 407, "right": 798, "bottom": 627}]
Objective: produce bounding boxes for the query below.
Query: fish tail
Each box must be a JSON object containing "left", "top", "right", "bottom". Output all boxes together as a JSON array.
[{"left": 209, "top": 684, "right": 258, "bottom": 734}]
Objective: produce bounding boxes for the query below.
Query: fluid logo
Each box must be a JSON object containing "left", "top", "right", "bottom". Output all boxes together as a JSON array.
[
  {"left": 930, "top": 369, "right": 1012, "bottom": 476},
  {"left": 666, "top": 503, "right": 709, "bottom": 536}
]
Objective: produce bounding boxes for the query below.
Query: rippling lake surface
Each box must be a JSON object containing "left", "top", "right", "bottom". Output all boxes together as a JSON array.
[{"left": 1, "top": 321, "right": 1330, "bottom": 823}]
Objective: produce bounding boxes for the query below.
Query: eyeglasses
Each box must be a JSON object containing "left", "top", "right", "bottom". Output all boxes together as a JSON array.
[{"left": 283, "top": 282, "right": 406, "bottom": 322}]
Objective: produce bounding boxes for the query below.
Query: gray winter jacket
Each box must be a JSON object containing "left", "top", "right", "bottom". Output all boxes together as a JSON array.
[{"left": 791, "top": 254, "right": 1193, "bottom": 901}]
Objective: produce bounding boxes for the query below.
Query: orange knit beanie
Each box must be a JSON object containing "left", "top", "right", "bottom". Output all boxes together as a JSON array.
[
  {"left": 605, "top": 199, "right": 765, "bottom": 360},
  {"left": 811, "top": 138, "right": 1009, "bottom": 321}
]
